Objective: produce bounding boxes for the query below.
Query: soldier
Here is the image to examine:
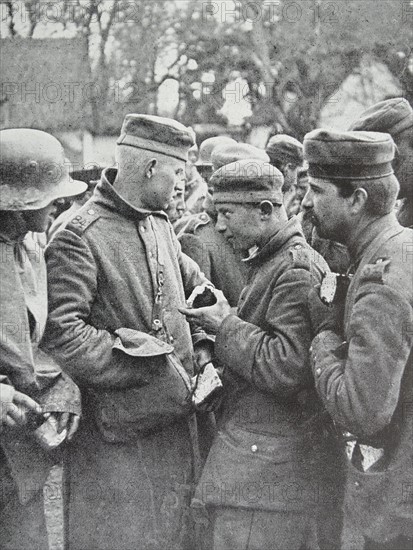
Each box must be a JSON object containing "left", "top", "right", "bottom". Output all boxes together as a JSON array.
[
  {"left": 265, "top": 133, "right": 304, "bottom": 217},
  {"left": 304, "top": 130, "right": 413, "bottom": 549},
  {"left": 195, "top": 135, "right": 237, "bottom": 185},
  {"left": 177, "top": 143, "right": 268, "bottom": 307},
  {"left": 349, "top": 97, "right": 413, "bottom": 228},
  {"left": 48, "top": 167, "right": 102, "bottom": 241},
  {"left": 180, "top": 159, "right": 343, "bottom": 550},
  {"left": 42, "top": 114, "right": 215, "bottom": 550},
  {"left": 0, "top": 128, "right": 84, "bottom": 549},
  {"left": 164, "top": 164, "right": 187, "bottom": 227}
]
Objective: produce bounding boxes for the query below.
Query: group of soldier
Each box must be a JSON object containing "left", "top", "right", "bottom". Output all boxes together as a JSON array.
[{"left": 0, "top": 96, "right": 412, "bottom": 550}]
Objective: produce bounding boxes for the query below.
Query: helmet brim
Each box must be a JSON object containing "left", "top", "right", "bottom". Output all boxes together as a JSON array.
[{"left": 0, "top": 177, "right": 88, "bottom": 211}]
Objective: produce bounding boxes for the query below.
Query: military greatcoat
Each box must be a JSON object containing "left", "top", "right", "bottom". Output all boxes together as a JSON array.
[
  {"left": 311, "top": 213, "right": 413, "bottom": 544},
  {"left": 43, "top": 168, "right": 210, "bottom": 550},
  {"left": 194, "top": 218, "right": 344, "bottom": 549}
]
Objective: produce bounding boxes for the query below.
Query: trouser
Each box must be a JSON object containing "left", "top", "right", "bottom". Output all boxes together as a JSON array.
[
  {"left": 0, "top": 448, "right": 49, "bottom": 550},
  {"left": 211, "top": 507, "right": 321, "bottom": 550},
  {"left": 364, "top": 535, "right": 413, "bottom": 550}
]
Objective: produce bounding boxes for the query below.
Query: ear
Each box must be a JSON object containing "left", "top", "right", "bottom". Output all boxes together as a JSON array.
[
  {"left": 144, "top": 158, "right": 157, "bottom": 179},
  {"left": 259, "top": 200, "right": 274, "bottom": 218},
  {"left": 350, "top": 187, "right": 368, "bottom": 214}
]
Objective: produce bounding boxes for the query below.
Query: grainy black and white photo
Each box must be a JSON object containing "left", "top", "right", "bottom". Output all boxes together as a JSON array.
[{"left": 0, "top": 1, "right": 412, "bottom": 549}]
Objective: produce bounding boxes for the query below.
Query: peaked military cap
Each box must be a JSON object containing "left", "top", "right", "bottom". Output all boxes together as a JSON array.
[
  {"left": 117, "top": 114, "right": 195, "bottom": 162},
  {"left": 266, "top": 134, "right": 304, "bottom": 166},
  {"left": 211, "top": 143, "right": 269, "bottom": 171},
  {"left": 211, "top": 158, "right": 284, "bottom": 204},
  {"left": 349, "top": 98, "right": 413, "bottom": 136},
  {"left": 304, "top": 129, "right": 397, "bottom": 181}
]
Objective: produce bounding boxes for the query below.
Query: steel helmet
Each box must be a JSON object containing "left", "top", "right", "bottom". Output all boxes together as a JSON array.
[{"left": 0, "top": 128, "right": 87, "bottom": 210}]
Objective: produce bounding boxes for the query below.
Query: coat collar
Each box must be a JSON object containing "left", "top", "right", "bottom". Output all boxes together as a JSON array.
[
  {"left": 348, "top": 212, "right": 402, "bottom": 265},
  {"left": 244, "top": 216, "right": 305, "bottom": 266},
  {"left": 92, "top": 167, "right": 168, "bottom": 222}
]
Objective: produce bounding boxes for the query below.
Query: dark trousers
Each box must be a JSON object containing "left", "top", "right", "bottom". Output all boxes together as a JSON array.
[
  {"left": 0, "top": 449, "right": 48, "bottom": 550},
  {"left": 211, "top": 507, "right": 321, "bottom": 550}
]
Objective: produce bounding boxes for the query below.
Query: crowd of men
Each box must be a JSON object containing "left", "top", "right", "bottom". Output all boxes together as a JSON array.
[{"left": 0, "top": 97, "right": 412, "bottom": 550}]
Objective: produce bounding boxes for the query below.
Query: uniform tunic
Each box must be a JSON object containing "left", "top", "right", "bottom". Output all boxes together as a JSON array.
[
  {"left": 194, "top": 218, "right": 344, "bottom": 549},
  {"left": 0, "top": 224, "right": 80, "bottom": 550},
  {"left": 43, "top": 168, "right": 209, "bottom": 550},
  {"left": 311, "top": 213, "right": 413, "bottom": 543}
]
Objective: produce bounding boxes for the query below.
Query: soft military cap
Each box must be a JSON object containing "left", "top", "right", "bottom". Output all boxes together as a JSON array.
[
  {"left": 211, "top": 158, "right": 284, "bottom": 204},
  {"left": 195, "top": 136, "right": 237, "bottom": 167},
  {"left": 266, "top": 134, "right": 304, "bottom": 166},
  {"left": 211, "top": 143, "right": 269, "bottom": 171},
  {"left": 304, "top": 129, "right": 396, "bottom": 181},
  {"left": 117, "top": 114, "right": 195, "bottom": 162},
  {"left": 349, "top": 98, "right": 413, "bottom": 136}
]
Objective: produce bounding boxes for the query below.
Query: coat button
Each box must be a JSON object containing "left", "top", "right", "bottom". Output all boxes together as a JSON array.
[
  {"left": 354, "top": 481, "right": 360, "bottom": 488},
  {"left": 316, "top": 367, "right": 321, "bottom": 376},
  {"left": 251, "top": 445, "right": 258, "bottom": 453}
]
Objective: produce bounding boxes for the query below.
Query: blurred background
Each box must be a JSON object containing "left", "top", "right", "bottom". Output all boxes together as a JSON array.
[{"left": 1, "top": 0, "right": 412, "bottom": 169}]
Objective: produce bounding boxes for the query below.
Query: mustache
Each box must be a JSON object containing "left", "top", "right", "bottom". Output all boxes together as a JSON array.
[{"left": 302, "top": 209, "right": 317, "bottom": 224}]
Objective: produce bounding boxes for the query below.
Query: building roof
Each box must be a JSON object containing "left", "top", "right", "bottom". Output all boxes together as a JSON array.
[{"left": 1, "top": 38, "right": 93, "bottom": 132}]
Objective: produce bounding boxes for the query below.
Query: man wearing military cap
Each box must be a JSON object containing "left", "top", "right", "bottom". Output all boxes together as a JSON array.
[
  {"left": 178, "top": 144, "right": 267, "bottom": 307},
  {"left": 180, "top": 159, "right": 343, "bottom": 550},
  {"left": 195, "top": 135, "right": 237, "bottom": 182},
  {"left": 266, "top": 133, "right": 304, "bottom": 217},
  {"left": 303, "top": 129, "right": 413, "bottom": 549},
  {"left": 1, "top": 128, "right": 84, "bottom": 549},
  {"left": 42, "top": 114, "right": 215, "bottom": 550},
  {"left": 349, "top": 97, "right": 413, "bottom": 228}
]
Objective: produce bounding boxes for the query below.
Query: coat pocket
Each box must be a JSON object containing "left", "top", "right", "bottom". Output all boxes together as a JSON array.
[
  {"left": 344, "top": 457, "right": 411, "bottom": 541},
  {"left": 91, "top": 329, "right": 194, "bottom": 442}
]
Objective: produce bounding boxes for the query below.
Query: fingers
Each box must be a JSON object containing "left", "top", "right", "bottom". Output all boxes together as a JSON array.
[
  {"left": 4, "top": 402, "right": 30, "bottom": 427},
  {"left": 66, "top": 415, "right": 80, "bottom": 441},
  {"left": 13, "top": 391, "right": 42, "bottom": 415},
  {"left": 178, "top": 306, "right": 199, "bottom": 317}
]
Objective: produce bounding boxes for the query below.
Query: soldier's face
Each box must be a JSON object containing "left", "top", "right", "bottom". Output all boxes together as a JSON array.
[
  {"left": 23, "top": 201, "right": 57, "bottom": 232},
  {"left": 165, "top": 174, "right": 186, "bottom": 223},
  {"left": 215, "top": 202, "right": 262, "bottom": 251},
  {"left": 302, "top": 179, "right": 351, "bottom": 243},
  {"left": 145, "top": 156, "right": 186, "bottom": 211}
]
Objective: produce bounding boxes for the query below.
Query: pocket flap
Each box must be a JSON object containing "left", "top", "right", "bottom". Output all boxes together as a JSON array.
[{"left": 113, "top": 328, "right": 174, "bottom": 357}]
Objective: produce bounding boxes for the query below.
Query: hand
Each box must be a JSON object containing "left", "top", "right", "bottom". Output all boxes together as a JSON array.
[
  {"left": 179, "top": 290, "right": 232, "bottom": 334},
  {"left": 49, "top": 412, "right": 80, "bottom": 441},
  {"left": 308, "top": 286, "right": 343, "bottom": 335},
  {"left": 1, "top": 385, "right": 43, "bottom": 431}
]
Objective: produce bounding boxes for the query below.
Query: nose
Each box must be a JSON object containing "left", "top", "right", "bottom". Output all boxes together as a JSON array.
[
  {"left": 176, "top": 196, "right": 185, "bottom": 214},
  {"left": 215, "top": 212, "right": 227, "bottom": 233},
  {"left": 301, "top": 189, "right": 313, "bottom": 211}
]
